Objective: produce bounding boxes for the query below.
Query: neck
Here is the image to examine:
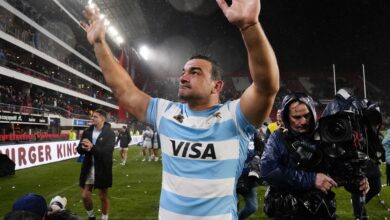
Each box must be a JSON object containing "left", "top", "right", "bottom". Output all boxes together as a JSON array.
[
  {"left": 95, "top": 123, "right": 104, "bottom": 130},
  {"left": 186, "top": 96, "right": 220, "bottom": 111}
]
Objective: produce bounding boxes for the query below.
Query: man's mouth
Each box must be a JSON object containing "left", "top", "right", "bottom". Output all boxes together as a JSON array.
[{"left": 180, "top": 84, "right": 191, "bottom": 89}]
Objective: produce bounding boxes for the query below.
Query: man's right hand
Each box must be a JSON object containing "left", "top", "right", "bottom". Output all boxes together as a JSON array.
[
  {"left": 315, "top": 173, "right": 337, "bottom": 193},
  {"left": 81, "top": 4, "right": 106, "bottom": 46}
]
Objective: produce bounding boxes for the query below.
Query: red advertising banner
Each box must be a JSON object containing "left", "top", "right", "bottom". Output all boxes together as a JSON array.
[{"left": 0, "top": 140, "right": 80, "bottom": 170}]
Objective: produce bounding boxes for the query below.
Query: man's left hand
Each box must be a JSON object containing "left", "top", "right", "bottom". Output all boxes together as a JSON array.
[
  {"left": 216, "top": 0, "right": 260, "bottom": 30},
  {"left": 360, "top": 177, "right": 370, "bottom": 195},
  {"left": 81, "top": 138, "right": 93, "bottom": 151}
]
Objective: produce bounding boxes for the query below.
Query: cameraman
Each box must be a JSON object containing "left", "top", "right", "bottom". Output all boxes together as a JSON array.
[{"left": 260, "top": 93, "right": 338, "bottom": 219}]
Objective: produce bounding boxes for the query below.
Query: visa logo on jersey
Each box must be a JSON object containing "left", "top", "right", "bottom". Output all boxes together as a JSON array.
[{"left": 170, "top": 139, "right": 216, "bottom": 159}]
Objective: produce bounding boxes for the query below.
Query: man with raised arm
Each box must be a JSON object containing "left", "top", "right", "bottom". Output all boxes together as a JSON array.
[{"left": 82, "top": 0, "right": 279, "bottom": 219}]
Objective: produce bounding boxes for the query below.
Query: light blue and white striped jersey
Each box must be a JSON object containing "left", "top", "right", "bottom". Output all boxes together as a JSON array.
[{"left": 146, "top": 98, "right": 256, "bottom": 220}]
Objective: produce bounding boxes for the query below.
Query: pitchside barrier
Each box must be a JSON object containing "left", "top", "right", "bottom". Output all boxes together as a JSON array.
[{"left": 0, "top": 135, "right": 143, "bottom": 170}]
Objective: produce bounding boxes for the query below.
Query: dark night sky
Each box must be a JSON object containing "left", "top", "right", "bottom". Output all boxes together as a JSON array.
[{"left": 129, "top": 0, "right": 390, "bottom": 84}]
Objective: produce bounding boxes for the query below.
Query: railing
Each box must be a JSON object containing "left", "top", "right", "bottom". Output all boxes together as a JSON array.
[
  {"left": 0, "top": 133, "right": 72, "bottom": 145},
  {"left": 3, "top": 61, "right": 116, "bottom": 105},
  {"left": 0, "top": 102, "right": 90, "bottom": 119}
]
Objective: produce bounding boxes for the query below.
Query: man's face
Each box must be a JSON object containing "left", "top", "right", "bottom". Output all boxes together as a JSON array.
[
  {"left": 276, "top": 110, "right": 283, "bottom": 126},
  {"left": 178, "top": 59, "right": 217, "bottom": 101},
  {"left": 288, "top": 102, "right": 311, "bottom": 133},
  {"left": 91, "top": 112, "right": 105, "bottom": 127}
]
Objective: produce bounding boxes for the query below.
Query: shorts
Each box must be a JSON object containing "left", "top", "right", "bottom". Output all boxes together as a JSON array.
[
  {"left": 152, "top": 142, "right": 159, "bottom": 149},
  {"left": 120, "top": 147, "right": 128, "bottom": 151},
  {"left": 143, "top": 141, "right": 152, "bottom": 149},
  {"left": 85, "top": 166, "right": 95, "bottom": 185}
]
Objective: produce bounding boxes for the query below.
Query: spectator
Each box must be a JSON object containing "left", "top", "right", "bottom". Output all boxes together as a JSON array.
[
  {"left": 76, "top": 109, "right": 115, "bottom": 220},
  {"left": 116, "top": 126, "right": 132, "bottom": 165},
  {"left": 10, "top": 193, "right": 47, "bottom": 219}
]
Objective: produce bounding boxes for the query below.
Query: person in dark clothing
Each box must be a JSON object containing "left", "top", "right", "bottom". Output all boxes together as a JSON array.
[
  {"left": 116, "top": 126, "right": 132, "bottom": 165},
  {"left": 76, "top": 109, "right": 115, "bottom": 220},
  {"left": 236, "top": 132, "right": 264, "bottom": 220},
  {"left": 260, "top": 92, "right": 369, "bottom": 219}
]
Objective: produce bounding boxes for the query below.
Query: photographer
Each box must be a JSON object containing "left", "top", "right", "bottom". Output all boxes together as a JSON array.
[
  {"left": 116, "top": 126, "right": 132, "bottom": 165},
  {"left": 260, "top": 93, "right": 338, "bottom": 219},
  {"left": 320, "top": 89, "right": 383, "bottom": 220}
]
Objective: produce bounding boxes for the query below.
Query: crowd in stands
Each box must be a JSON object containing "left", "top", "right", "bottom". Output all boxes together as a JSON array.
[
  {"left": 0, "top": 2, "right": 118, "bottom": 103},
  {"left": 0, "top": 81, "right": 90, "bottom": 117},
  {"left": 0, "top": 40, "right": 115, "bottom": 105},
  {"left": 0, "top": 78, "right": 122, "bottom": 124},
  {"left": 0, "top": 133, "right": 70, "bottom": 144},
  {"left": 2, "top": 0, "right": 99, "bottom": 68}
]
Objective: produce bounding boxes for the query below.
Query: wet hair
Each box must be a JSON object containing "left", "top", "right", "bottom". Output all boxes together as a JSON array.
[
  {"left": 188, "top": 54, "right": 222, "bottom": 81},
  {"left": 94, "top": 109, "right": 107, "bottom": 118}
]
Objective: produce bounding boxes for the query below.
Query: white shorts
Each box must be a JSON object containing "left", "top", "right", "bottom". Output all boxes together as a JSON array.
[
  {"left": 152, "top": 142, "right": 159, "bottom": 149},
  {"left": 143, "top": 141, "right": 152, "bottom": 149},
  {"left": 85, "top": 166, "right": 95, "bottom": 185}
]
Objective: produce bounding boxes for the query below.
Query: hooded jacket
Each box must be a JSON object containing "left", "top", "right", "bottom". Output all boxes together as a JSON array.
[
  {"left": 77, "top": 122, "right": 115, "bottom": 189},
  {"left": 260, "top": 93, "right": 318, "bottom": 190}
]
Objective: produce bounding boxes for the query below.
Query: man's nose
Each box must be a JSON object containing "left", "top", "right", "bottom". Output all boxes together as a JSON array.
[
  {"left": 299, "top": 118, "right": 308, "bottom": 124},
  {"left": 180, "top": 73, "right": 190, "bottom": 83}
]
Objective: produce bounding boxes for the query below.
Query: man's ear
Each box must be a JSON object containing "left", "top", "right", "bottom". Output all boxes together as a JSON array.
[{"left": 212, "top": 80, "right": 224, "bottom": 94}]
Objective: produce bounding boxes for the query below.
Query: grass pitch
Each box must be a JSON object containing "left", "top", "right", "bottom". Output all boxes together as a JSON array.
[{"left": 1, "top": 146, "right": 389, "bottom": 219}]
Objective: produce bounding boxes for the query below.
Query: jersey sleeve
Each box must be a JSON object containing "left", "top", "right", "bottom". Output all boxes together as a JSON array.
[
  {"left": 228, "top": 99, "right": 257, "bottom": 140},
  {"left": 146, "top": 98, "right": 173, "bottom": 130}
]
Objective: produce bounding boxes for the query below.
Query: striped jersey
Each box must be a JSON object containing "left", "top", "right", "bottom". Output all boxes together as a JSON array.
[{"left": 146, "top": 98, "right": 256, "bottom": 220}]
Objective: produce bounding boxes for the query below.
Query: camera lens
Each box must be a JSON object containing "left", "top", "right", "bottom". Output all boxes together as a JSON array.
[
  {"left": 320, "top": 114, "right": 353, "bottom": 143},
  {"left": 329, "top": 121, "right": 347, "bottom": 139}
]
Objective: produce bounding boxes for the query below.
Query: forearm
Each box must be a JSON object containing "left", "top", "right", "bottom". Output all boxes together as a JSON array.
[
  {"left": 94, "top": 42, "right": 138, "bottom": 98},
  {"left": 241, "top": 23, "right": 279, "bottom": 94},
  {"left": 93, "top": 41, "right": 150, "bottom": 121}
]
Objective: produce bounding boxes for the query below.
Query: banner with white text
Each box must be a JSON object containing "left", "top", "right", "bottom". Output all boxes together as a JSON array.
[
  {"left": 0, "top": 136, "right": 144, "bottom": 170},
  {"left": 0, "top": 141, "right": 80, "bottom": 170}
]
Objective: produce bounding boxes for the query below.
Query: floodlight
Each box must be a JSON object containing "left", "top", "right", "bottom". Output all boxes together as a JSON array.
[{"left": 139, "top": 45, "right": 151, "bottom": 60}]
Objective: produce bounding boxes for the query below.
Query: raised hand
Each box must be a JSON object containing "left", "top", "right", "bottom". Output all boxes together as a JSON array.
[
  {"left": 216, "top": 0, "right": 260, "bottom": 30},
  {"left": 81, "top": 4, "right": 105, "bottom": 46}
]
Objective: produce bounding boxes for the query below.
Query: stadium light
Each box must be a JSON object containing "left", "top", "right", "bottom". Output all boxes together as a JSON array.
[
  {"left": 116, "top": 36, "right": 124, "bottom": 45},
  {"left": 139, "top": 45, "right": 151, "bottom": 60},
  {"left": 108, "top": 26, "right": 119, "bottom": 37}
]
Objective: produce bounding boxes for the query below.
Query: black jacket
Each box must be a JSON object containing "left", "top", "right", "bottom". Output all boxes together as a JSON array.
[
  {"left": 116, "top": 130, "right": 132, "bottom": 147},
  {"left": 77, "top": 122, "right": 115, "bottom": 189}
]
